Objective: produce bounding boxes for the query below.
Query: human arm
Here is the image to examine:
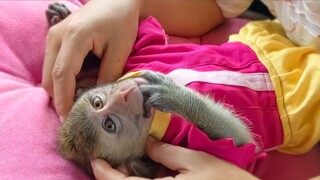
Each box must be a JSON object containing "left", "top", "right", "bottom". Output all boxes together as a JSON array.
[
  {"left": 42, "top": 0, "right": 142, "bottom": 117},
  {"left": 90, "top": 137, "right": 259, "bottom": 180},
  {"left": 42, "top": 0, "right": 226, "bottom": 117}
]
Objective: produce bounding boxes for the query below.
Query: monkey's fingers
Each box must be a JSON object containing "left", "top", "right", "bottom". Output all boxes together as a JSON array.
[
  {"left": 139, "top": 71, "right": 167, "bottom": 85},
  {"left": 48, "top": 3, "right": 71, "bottom": 19},
  {"left": 46, "top": 3, "right": 71, "bottom": 26},
  {"left": 139, "top": 85, "right": 167, "bottom": 112}
]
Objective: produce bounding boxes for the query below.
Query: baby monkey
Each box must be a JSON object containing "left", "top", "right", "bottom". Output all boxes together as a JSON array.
[
  {"left": 59, "top": 71, "right": 254, "bottom": 178},
  {"left": 46, "top": 3, "right": 254, "bottom": 178}
]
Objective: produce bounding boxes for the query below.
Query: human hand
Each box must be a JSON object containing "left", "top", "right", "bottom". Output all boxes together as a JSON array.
[
  {"left": 42, "top": 0, "right": 142, "bottom": 117},
  {"left": 91, "top": 137, "right": 258, "bottom": 180}
]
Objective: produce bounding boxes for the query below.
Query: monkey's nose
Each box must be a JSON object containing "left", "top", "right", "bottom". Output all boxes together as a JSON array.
[{"left": 119, "top": 86, "right": 135, "bottom": 102}]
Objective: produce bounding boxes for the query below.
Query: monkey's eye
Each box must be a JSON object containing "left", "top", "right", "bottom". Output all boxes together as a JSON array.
[
  {"left": 102, "top": 115, "right": 119, "bottom": 133},
  {"left": 91, "top": 95, "right": 103, "bottom": 109}
]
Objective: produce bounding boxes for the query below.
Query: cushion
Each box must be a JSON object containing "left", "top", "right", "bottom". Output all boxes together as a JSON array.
[{"left": 0, "top": 1, "right": 318, "bottom": 179}]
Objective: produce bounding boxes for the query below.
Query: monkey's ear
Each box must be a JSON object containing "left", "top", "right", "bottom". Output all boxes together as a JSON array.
[
  {"left": 58, "top": 130, "right": 77, "bottom": 159},
  {"left": 126, "top": 156, "right": 157, "bottom": 178},
  {"left": 58, "top": 121, "right": 85, "bottom": 161},
  {"left": 58, "top": 131, "right": 93, "bottom": 174}
]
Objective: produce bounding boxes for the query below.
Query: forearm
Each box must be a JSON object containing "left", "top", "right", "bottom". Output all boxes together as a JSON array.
[{"left": 140, "top": 0, "right": 226, "bottom": 37}]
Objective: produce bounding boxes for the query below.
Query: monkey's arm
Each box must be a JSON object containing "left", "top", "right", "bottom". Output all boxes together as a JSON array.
[{"left": 139, "top": 71, "right": 254, "bottom": 146}]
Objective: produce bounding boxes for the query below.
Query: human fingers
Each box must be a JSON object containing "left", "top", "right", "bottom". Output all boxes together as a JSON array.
[
  {"left": 95, "top": 0, "right": 140, "bottom": 84},
  {"left": 51, "top": 24, "right": 92, "bottom": 116},
  {"left": 91, "top": 159, "right": 153, "bottom": 180},
  {"left": 91, "top": 159, "right": 127, "bottom": 180},
  {"left": 97, "top": 32, "right": 136, "bottom": 83},
  {"left": 145, "top": 137, "right": 195, "bottom": 173},
  {"left": 42, "top": 25, "right": 62, "bottom": 98}
]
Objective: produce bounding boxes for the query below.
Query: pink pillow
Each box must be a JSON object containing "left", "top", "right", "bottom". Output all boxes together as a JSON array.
[
  {"left": 1, "top": 1, "right": 318, "bottom": 179},
  {"left": 0, "top": 1, "right": 90, "bottom": 179}
]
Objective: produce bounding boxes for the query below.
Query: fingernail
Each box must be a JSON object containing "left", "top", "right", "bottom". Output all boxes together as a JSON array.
[
  {"left": 59, "top": 116, "right": 65, "bottom": 122},
  {"left": 90, "top": 159, "right": 97, "bottom": 167},
  {"left": 90, "top": 159, "right": 102, "bottom": 168},
  {"left": 90, "top": 158, "right": 111, "bottom": 169}
]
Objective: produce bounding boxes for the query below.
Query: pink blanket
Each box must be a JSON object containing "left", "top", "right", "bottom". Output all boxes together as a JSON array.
[
  {"left": 0, "top": 1, "right": 90, "bottom": 179},
  {"left": 0, "top": 1, "right": 319, "bottom": 179}
]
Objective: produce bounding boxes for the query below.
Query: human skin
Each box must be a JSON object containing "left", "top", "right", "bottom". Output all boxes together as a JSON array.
[
  {"left": 90, "top": 137, "right": 259, "bottom": 180},
  {"left": 140, "top": 0, "right": 226, "bottom": 37},
  {"left": 41, "top": 0, "right": 226, "bottom": 117}
]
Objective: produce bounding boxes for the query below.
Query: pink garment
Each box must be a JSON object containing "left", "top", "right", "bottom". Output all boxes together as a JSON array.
[
  {"left": 0, "top": 1, "right": 318, "bottom": 179},
  {"left": 124, "top": 17, "right": 284, "bottom": 169}
]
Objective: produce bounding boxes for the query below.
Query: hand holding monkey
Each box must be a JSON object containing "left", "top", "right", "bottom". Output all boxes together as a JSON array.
[
  {"left": 42, "top": 0, "right": 142, "bottom": 117},
  {"left": 90, "top": 137, "right": 258, "bottom": 180}
]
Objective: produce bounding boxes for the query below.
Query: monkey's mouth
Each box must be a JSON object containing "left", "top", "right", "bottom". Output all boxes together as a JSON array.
[
  {"left": 140, "top": 87, "right": 152, "bottom": 119},
  {"left": 131, "top": 77, "right": 152, "bottom": 119},
  {"left": 141, "top": 89, "right": 153, "bottom": 118},
  {"left": 143, "top": 102, "right": 152, "bottom": 118}
]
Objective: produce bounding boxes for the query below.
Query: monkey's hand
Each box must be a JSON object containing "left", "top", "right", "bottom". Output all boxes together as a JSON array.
[
  {"left": 138, "top": 71, "right": 189, "bottom": 113},
  {"left": 46, "top": 3, "right": 71, "bottom": 27},
  {"left": 138, "top": 71, "right": 254, "bottom": 146}
]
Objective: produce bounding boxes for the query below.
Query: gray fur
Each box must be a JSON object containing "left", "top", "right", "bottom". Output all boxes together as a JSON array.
[
  {"left": 47, "top": 3, "right": 255, "bottom": 177},
  {"left": 59, "top": 79, "right": 156, "bottom": 177},
  {"left": 139, "top": 71, "right": 254, "bottom": 146},
  {"left": 59, "top": 71, "right": 255, "bottom": 178}
]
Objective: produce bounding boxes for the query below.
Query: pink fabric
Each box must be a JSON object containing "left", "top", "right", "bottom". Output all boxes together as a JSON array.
[
  {"left": 0, "top": 1, "right": 318, "bottom": 179},
  {"left": 0, "top": 1, "right": 90, "bottom": 179},
  {"left": 168, "top": 18, "right": 250, "bottom": 45},
  {"left": 127, "top": 17, "right": 283, "bottom": 151},
  {"left": 125, "top": 17, "right": 287, "bottom": 169},
  {"left": 253, "top": 144, "right": 320, "bottom": 179},
  {"left": 163, "top": 116, "right": 263, "bottom": 170}
]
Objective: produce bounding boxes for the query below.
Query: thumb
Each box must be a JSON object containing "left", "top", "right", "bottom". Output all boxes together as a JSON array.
[
  {"left": 145, "top": 137, "right": 193, "bottom": 173},
  {"left": 91, "top": 159, "right": 127, "bottom": 180}
]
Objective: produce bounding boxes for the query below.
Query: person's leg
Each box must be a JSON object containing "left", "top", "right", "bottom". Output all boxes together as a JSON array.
[
  {"left": 140, "top": 0, "right": 226, "bottom": 37},
  {"left": 46, "top": 0, "right": 226, "bottom": 37}
]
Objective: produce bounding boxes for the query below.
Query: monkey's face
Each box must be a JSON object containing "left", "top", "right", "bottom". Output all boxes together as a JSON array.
[{"left": 59, "top": 78, "right": 153, "bottom": 173}]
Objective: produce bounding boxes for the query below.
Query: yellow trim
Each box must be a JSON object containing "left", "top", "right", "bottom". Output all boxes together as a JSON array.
[
  {"left": 149, "top": 110, "right": 171, "bottom": 140},
  {"left": 120, "top": 71, "right": 172, "bottom": 140},
  {"left": 118, "top": 71, "right": 144, "bottom": 81}
]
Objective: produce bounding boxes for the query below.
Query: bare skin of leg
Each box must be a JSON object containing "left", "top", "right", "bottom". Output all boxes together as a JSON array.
[{"left": 140, "top": 0, "right": 226, "bottom": 37}]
